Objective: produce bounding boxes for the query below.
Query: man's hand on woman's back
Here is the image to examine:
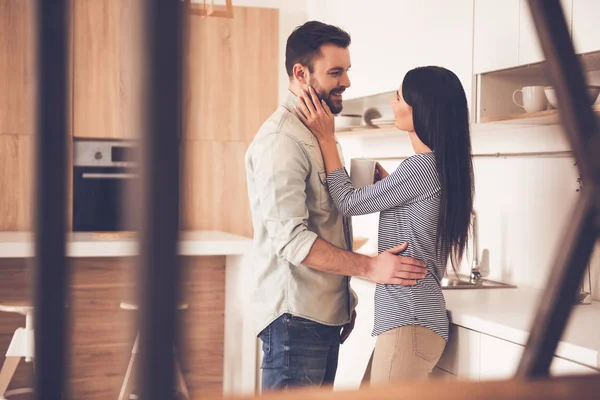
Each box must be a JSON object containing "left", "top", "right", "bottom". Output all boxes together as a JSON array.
[{"left": 366, "top": 242, "right": 427, "bottom": 285}]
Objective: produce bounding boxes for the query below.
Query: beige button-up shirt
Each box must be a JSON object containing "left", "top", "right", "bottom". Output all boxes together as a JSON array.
[{"left": 245, "top": 91, "right": 358, "bottom": 335}]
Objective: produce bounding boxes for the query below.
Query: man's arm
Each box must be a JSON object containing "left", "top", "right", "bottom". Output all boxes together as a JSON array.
[
  {"left": 302, "top": 238, "right": 426, "bottom": 285},
  {"left": 249, "top": 132, "right": 426, "bottom": 284},
  {"left": 250, "top": 132, "right": 318, "bottom": 266}
]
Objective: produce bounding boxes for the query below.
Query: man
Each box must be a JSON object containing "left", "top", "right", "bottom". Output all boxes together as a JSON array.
[{"left": 245, "top": 21, "right": 426, "bottom": 391}]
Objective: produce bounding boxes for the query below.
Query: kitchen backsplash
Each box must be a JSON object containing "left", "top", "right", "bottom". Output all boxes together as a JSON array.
[{"left": 338, "top": 124, "right": 599, "bottom": 301}]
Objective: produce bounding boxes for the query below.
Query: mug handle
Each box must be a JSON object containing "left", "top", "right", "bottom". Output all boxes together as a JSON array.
[{"left": 512, "top": 90, "right": 525, "bottom": 109}]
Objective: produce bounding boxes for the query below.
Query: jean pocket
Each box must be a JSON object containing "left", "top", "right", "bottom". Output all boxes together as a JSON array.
[
  {"left": 411, "top": 325, "right": 446, "bottom": 363},
  {"left": 258, "top": 325, "right": 271, "bottom": 366},
  {"left": 318, "top": 170, "right": 333, "bottom": 212}
]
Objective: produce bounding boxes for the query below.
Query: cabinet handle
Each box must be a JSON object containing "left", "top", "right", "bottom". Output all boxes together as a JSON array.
[{"left": 81, "top": 173, "right": 137, "bottom": 179}]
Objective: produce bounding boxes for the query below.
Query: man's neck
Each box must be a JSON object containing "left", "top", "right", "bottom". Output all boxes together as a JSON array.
[{"left": 288, "top": 82, "right": 304, "bottom": 98}]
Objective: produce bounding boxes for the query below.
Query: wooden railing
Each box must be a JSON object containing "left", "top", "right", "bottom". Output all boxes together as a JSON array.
[{"left": 207, "top": 375, "right": 600, "bottom": 400}]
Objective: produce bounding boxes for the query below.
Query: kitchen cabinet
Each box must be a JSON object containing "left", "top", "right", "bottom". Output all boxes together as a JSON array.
[
  {"left": 72, "top": 0, "right": 143, "bottom": 139},
  {"left": 307, "top": 0, "right": 474, "bottom": 108},
  {"left": 437, "top": 324, "right": 481, "bottom": 380},
  {"left": 0, "top": 135, "right": 33, "bottom": 231},
  {"left": 437, "top": 325, "right": 599, "bottom": 382},
  {"left": 183, "top": 6, "right": 278, "bottom": 142},
  {"left": 518, "top": 0, "right": 573, "bottom": 65},
  {"left": 0, "top": 0, "right": 35, "bottom": 136},
  {"left": 0, "top": 0, "right": 36, "bottom": 229},
  {"left": 551, "top": 356, "right": 600, "bottom": 376},
  {"left": 475, "top": 0, "right": 596, "bottom": 73},
  {"left": 479, "top": 333, "right": 599, "bottom": 380},
  {"left": 0, "top": 254, "right": 229, "bottom": 400},
  {"left": 572, "top": 0, "right": 600, "bottom": 55},
  {"left": 479, "top": 333, "right": 522, "bottom": 380},
  {"left": 181, "top": 6, "right": 278, "bottom": 238},
  {"left": 473, "top": 0, "right": 520, "bottom": 73}
]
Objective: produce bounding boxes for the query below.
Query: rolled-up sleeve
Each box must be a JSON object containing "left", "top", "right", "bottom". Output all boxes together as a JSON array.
[{"left": 249, "top": 133, "right": 317, "bottom": 266}]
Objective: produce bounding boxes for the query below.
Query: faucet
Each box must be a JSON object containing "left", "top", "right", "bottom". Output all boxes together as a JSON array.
[{"left": 470, "top": 210, "right": 482, "bottom": 283}]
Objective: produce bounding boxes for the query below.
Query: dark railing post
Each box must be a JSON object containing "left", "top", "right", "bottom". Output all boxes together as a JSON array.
[
  {"left": 34, "top": 0, "right": 70, "bottom": 399},
  {"left": 137, "top": 0, "right": 187, "bottom": 399},
  {"left": 517, "top": 0, "right": 600, "bottom": 378}
]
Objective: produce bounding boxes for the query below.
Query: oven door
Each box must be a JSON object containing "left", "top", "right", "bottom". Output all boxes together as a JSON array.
[{"left": 73, "top": 166, "right": 137, "bottom": 232}]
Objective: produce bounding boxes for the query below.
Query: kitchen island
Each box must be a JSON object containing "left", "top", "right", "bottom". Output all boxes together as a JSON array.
[{"left": 0, "top": 231, "right": 254, "bottom": 399}]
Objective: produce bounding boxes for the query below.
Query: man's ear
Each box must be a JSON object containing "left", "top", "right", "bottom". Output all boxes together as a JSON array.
[{"left": 292, "top": 63, "right": 308, "bottom": 85}]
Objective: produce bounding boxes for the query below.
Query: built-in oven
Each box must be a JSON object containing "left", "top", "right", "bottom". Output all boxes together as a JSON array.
[{"left": 72, "top": 139, "right": 138, "bottom": 232}]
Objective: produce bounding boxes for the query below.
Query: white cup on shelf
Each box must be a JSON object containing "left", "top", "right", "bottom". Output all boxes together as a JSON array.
[{"left": 512, "top": 86, "right": 548, "bottom": 113}]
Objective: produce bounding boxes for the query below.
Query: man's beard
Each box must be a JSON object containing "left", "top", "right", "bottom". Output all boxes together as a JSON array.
[{"left": 308, "top": 78, "right": 344, "bottom": 115}]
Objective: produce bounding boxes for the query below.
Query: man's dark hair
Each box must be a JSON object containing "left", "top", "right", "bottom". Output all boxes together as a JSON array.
[{"left": 285, "top": 21, "right": 351, "bottom": 78}]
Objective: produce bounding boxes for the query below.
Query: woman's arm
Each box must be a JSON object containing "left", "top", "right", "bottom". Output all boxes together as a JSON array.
[
  {"left": 295, "top": 88, "right": 435, "bottom": 216},
  {"left": 325, "top": 165, "right": 429, "bottom": 216}
]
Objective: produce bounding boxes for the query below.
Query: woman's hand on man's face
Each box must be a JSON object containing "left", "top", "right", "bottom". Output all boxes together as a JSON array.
[{"left": 295, "top": 86, "right": 336, "bottom": 144}]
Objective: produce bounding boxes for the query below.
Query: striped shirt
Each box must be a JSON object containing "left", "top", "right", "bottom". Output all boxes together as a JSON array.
[{"left": 326, "top": 152, "right": 449, "bottom": 341}]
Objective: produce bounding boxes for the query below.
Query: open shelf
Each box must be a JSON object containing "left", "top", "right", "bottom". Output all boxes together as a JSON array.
[
  {"left": 335, "top": 122, "right": 395, "bottom": 133},
  {"left": 480, "top": 105, "right": 600, "bottom": 125},
  {"left": 334, "top": 105, "right": 600, "bottom": 139},
  {"left": 476, "top": 50, "right": 600, "bottom": 124}
]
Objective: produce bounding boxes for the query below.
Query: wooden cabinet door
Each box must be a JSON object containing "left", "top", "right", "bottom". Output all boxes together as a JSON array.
[
  {"left": 72, "top": 0, "right": 143, "bottom": 139},
  {"left": 0, "top": 0, "right": 35, "bottom": 136},
  {"left": 0, "top": 135, "right": 33, "bottom": 230},
  {"left": 181, "top": 7, "right": 278, "bottom": 237}
]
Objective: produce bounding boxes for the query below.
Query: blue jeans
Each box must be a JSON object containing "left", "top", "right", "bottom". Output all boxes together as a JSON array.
[{"left": 258, "top": 313, "right": 341, "bottom": 391}]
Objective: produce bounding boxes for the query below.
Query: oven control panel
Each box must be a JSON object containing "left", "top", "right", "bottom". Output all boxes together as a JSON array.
[{"left": 74, "top": 140, "right": 138, "bottom": 168}]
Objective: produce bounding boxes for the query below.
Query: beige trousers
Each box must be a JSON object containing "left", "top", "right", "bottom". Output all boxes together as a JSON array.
[{"left": 363, "top": 325, "right": 446, "bottom": 386}]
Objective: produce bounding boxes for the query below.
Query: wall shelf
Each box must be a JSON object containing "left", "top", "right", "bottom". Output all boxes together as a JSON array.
[
  {"left": 480, "top": 105, "right": 600, "bottom": 125},
  {"left": 335, "top": 122, "right": 395, "bottom": 133},
  {"left": 476, "top": 50, "right": 600, "bottom": 123}
]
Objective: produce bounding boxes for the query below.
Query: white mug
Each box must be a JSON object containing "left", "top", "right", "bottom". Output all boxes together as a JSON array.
[
  {"left": 350, "top": 158, "right": 376, "bottom": 188},
  {"left": 512, "top": 86, "right": 548, "bottom": 113}
]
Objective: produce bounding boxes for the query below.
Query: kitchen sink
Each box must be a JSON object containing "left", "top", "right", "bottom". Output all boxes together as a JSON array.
[{"left": 441, "top": 274, "right": 517, "bottom": 290}]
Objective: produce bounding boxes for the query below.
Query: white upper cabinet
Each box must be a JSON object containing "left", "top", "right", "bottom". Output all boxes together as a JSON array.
[
  {"left": 572, "top": 0, "right": 600, "bottom": 54},
  {"left": 475, "top": 0, "right": 599, "bottom": 74},
  {"left": 306, "top": 0, "right": 474, "bottom": 104},
  {"left": 473, "top": 0, "right": 520, "bottom": 74},
  {"left": 518, "top": 0, "right": 573, "bottom": 66}
]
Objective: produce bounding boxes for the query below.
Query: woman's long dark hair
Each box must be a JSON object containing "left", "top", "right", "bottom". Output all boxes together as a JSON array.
[{"left": 402, "top": 66, "right": 474, "bottom": 271}]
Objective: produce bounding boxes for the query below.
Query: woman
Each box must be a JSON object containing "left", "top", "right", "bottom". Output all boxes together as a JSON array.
[{"left": 295, "top": 66, "right": 474, "bottom": 384}]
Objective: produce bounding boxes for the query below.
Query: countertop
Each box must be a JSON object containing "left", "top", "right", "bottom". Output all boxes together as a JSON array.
[
  {"left": 0, "top": 230, "right": 252, "bottom": 258},
  {"left": 444, "top": 287, "right": 600, "bottom": 369}
]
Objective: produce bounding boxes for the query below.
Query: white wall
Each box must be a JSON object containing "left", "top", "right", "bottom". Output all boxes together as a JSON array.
[
  {"left": 337, "top": 126, "right": 600, "bottom": 299},
  {"left": 305, "top": 0, "right": 475, "bottom": 110}
]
